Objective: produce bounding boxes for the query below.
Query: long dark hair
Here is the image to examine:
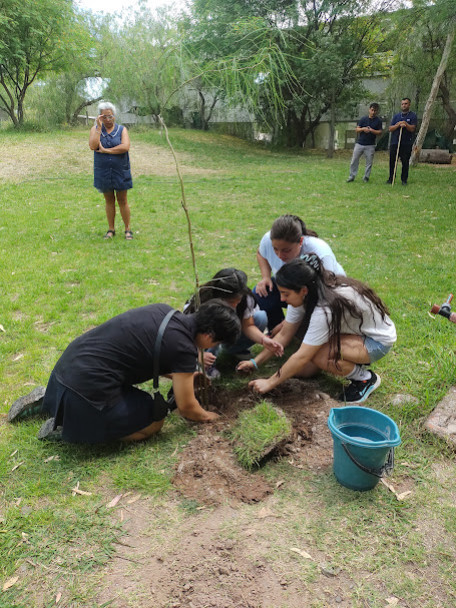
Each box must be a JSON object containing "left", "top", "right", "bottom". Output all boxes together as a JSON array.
[
  {"left": 270, "top": 214, "right": 318, "bottom": 242},
  {"left": 276, "top": 256, "right": 390, "bottom": 363},
  {"left": 185, "top": 268, "right": 251, "bottom": 319}
]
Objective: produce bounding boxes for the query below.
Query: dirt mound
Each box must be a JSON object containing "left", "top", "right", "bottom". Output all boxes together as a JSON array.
[
  {"left": 173, "top": 428, "right": 273, "bottom": 505},
  {"left": 172, "top": 379, "right": 336, "bottom": 506}
]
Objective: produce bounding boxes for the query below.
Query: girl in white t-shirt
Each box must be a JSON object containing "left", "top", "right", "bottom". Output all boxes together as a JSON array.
[
  {"left": 244, "top": 255, "right": 396, "bottom": 404},
  {"left": 254, "top": 214, "right": 345, "bottom": 334}
]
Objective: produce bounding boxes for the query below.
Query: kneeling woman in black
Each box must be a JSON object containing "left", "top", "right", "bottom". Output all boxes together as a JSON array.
[{"left": 8, "top": 301, "right": 240, "bottom": 443}]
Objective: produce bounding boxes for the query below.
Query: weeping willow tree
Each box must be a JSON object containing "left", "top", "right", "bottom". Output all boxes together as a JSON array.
[
  {"left": 102, "top": 6, "right": 188, "bottom": 123},
  {"left": 180, "top": 0, "right": 395, "bottom": 147}
]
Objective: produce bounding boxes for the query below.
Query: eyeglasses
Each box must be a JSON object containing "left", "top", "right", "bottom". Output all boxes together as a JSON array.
[{"left": 101, "top": 114, "right": 114, "bottom": 120}]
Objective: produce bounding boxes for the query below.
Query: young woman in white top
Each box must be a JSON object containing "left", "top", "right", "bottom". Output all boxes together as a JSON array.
[
  {"left": 243, "top": 255, "right": 396, "bottom": 404},
  {"left": 254, "top": 214, "right": 345, "bottom": 334}
]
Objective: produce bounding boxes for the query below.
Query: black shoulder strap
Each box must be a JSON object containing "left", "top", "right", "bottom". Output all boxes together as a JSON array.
[{"left": 153, "top": 309, "right": 177, "bottom": 390}]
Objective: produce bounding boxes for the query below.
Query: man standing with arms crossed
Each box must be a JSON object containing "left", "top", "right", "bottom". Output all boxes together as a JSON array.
[
  {"left": 386, "top": 97, "right": 418, "bottom": 186},
  {"left": 346, "top": 103, "right": 382, "bottom": 183}
]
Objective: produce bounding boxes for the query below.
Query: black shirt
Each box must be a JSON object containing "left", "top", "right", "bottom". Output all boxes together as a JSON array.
[
  {"left": 54, "top": 304, "right": 197, "bottom": 409},
  {"left": 357, "top": 115, "right": 382, "bottom": 146}
]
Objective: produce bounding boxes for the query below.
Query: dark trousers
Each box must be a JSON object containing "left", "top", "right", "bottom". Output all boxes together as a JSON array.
[
  {"left": 252, "top": 279, "right": 286, "bottom": 331},
  {"left": 389, "top": 144, "right": 412, "bottom": 183}
]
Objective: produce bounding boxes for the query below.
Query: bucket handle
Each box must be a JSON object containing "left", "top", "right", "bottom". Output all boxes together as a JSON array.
[{"left": 341, "top": 442, "right": 395, "bottom": 478}]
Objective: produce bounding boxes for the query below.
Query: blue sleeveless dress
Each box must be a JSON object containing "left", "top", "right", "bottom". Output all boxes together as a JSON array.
[{"left": 94, "top": 123, "right": 133, "bottom": 193}]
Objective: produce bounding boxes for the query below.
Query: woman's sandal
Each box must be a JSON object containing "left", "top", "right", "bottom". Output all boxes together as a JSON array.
[
  {"left": 125, "top": 230, "right": 134, "bottom": 240},
  {"left": 104, "top": 229, "right": 115, "bottom": 239}
]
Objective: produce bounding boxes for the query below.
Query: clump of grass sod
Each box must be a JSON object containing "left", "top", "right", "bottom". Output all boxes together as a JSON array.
[{"left": 230, "top": 401, "right": 292, "bottom": 469}]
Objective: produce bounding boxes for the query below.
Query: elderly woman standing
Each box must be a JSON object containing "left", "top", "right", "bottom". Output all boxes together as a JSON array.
[{"left": 89, "top": 102, "right": 134, "bottom": 240}]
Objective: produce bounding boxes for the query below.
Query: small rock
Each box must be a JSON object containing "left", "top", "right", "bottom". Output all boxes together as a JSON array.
[
  {"left": 317, "top": 391, "right": 330, "bottom": 400},
  {"left": 218, "top": 566, "right": 229, "bottom": 575},
  {"left": 320, "top": 564, "right": 341, "bottom": 577},
  {"left": 389, "top": 393, "right": 418, "bottom": 406}
]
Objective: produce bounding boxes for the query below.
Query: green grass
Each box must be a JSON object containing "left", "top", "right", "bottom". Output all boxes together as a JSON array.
[
  {"left": 229, "top": 401, "right": 292, "bottom": 469},
  {"left": 1, "top": 126, "right": 456, "bottom": 606}
]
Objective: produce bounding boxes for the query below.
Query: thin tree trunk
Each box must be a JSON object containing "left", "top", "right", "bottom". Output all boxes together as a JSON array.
[
  {"left": 71, "top": 96, "right": 103, "bottom": 125},
  {"left": 439, "top": 80, "right": 456, "bottom": 140},
  {"left": 198, "top": 90, "right": 207, "bottom": 130},
  {"left": 411, "top": 26, "right": 455, "bottom": 165},
  {"left": 326, "top": 89, "right": 336, "bottom": 158}
]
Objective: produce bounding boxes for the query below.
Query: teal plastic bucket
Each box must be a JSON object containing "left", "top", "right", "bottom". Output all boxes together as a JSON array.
[{"left": 328, "top": 406, "right": 401, "bottom": 491}]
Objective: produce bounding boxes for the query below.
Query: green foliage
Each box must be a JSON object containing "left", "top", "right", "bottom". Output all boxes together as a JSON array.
[
  {"left": 230, "top": 401, "right": 292, "bottom": 469},
  {"left": 0, "top": 0, "right": 83, "bottom": 125},
  {"left": 182, "top": 1, "right": 394, "bottom": 146},
  {"left": 102, "top": 6, "right": 187, "bottom": 119},
  {"left": 26, "top": 12, "right": 107, "bottom": 127},
  {"left": 389, "top": 0, "right": 456, "bottom": 136}
]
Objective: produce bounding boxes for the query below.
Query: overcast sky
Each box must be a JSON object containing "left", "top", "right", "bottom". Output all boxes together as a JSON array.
[{"left": 75, "top": 0, "right": 186, "bottom": 16}]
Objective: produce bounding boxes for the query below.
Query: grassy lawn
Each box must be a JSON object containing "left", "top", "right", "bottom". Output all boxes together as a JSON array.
[{"left": 1, "top": 126, "right": 456, "bottom": 607}]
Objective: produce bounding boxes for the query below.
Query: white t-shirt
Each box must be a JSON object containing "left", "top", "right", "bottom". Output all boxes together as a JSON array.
[
  {"left": 242, "top": 294, "right": 258, "bottom": 320},
  {"left": 285, "top": 286, "right": 396, "bottom": 347},
  {"left": 258, "top": 231, "right": 345, "bottom": 276}
]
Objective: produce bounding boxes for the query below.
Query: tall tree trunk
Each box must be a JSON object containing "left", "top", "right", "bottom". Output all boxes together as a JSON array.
[
  {"left": 285, "top": 108, "right": 304, "bottom": 147},
  {"left": 198, "top": 90, "right": 207, "bottom": 130},
  {"left": 326, "top": 89, "right": 336, "bottom": 158},
  {"left": 439, "top": 80, "right": 456, "bottom": 140},
  {"left": 411, "top": 26, "right": 455, "bottom": 165},
  {"left": 301, "top": 102, "right": 330, "bottom": 148},
  {"left": 0, "top": 70, "right": 18, "bottom": 125}
]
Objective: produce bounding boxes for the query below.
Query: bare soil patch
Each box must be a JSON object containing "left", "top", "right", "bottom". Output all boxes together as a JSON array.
[
  {"left": 98, "top": 381, "right": 345, "bottom": 608},
  {"left": 0, "top": 136, "right": 223, "bottom": 183},
  {"left": 100, "top": 498, "right": 353, "bottom": 608},
  {"left": 173, "top": 379, "right": 335, "bottom": 507}
]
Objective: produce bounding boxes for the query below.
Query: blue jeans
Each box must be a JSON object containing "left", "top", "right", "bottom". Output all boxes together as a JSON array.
[
  {"left": 364, "top": 337, "right": 391, "bottom": 363},
  {"left": 252, "top": 279, "right": 286, "bottom": 331}
]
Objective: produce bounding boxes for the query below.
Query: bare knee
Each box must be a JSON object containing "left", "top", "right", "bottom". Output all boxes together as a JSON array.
[
  {"left": 122, "top": 419, "right": 165, "bottom": 442},
  {"left": 295, "top": 361, "right": 320, "bottom": 378},
  {"left": 116, "top": 191, "right": 128, "bottom": 206},
  {"left": 103, "top": 191, "right": 116, "bottom": 205}
]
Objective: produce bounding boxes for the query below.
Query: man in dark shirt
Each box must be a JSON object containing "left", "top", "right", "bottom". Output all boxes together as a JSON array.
[
  {"left": 346, "top": 103, "right": 382, "bottom": 183},
  {"left": 8, "top": 301, "right": 241, "bottom": 444},
  {"left": 386, "top": 97, "right": 418, "bottom": 185}
]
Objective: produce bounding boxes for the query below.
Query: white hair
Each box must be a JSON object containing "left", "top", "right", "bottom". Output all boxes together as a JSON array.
[{"left": 98, "top": 101, "right": 116, "bottom": 115}]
